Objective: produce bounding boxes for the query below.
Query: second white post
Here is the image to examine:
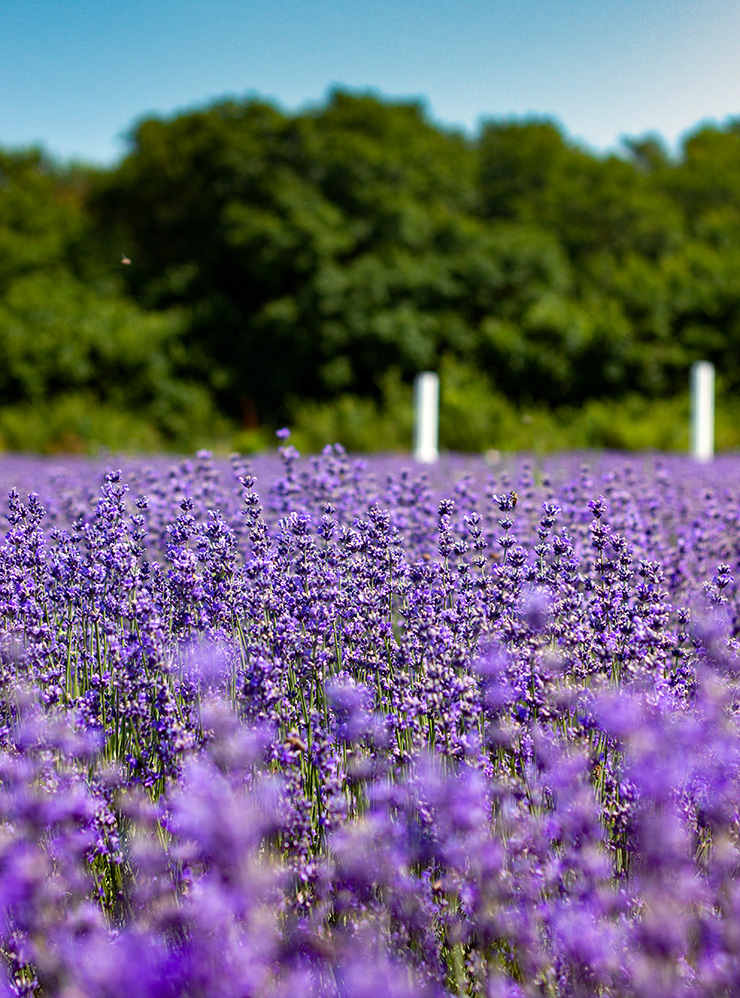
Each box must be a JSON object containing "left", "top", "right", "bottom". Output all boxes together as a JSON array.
[
  {"left": 690, "top": 360, "right": 714, "bottom": 461},
  {"left": 413, "top": 371, "right": 439, "bottom": 463}
]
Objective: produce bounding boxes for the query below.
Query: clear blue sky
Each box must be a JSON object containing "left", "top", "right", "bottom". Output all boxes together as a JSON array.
[{"left": 2, "top": 0, "right": 739, "bottom": 165}]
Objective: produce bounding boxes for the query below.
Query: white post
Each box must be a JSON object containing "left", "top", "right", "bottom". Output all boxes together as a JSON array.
[
  {"left": 413, "top": 371, "right": 439, "bottom": 463},
  {"left": 690, "top": 360, "right": 714, "bottom": 461}
]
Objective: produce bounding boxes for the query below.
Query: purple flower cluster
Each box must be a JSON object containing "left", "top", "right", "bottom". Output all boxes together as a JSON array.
[{"left": 1, "top": 444, "right": 740, "bottom": 995}]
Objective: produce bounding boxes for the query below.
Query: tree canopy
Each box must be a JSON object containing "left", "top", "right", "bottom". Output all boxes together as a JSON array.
[{"left": 4, "top": 91, "right": 740, "bottom": 451}]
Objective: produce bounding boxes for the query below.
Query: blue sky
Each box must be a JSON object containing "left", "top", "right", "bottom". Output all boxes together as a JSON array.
[{"left": 2, "top": 0, "right": 739, "bottom": 165}]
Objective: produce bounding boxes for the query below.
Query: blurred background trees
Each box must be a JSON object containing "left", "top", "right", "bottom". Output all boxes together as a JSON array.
[{"left": 4, "top": 90, "right": 740, "bottom": 452}]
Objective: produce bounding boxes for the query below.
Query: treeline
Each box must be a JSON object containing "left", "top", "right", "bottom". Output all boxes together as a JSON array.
[{"left": 4, "top": 90, "right": 740, "bottom": 452}]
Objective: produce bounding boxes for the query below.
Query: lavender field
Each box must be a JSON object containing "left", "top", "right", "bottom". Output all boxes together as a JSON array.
[{"left": 2, "top": 441, "right": 740, "bottom": 997}]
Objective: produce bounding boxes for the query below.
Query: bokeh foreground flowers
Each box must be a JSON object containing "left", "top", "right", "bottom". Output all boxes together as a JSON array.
[{"left": 1, "top": 444, "right": 740, "bottom": 996}]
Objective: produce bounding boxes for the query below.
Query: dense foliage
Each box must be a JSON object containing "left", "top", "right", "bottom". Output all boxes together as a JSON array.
[
  {"left": 5, "top": 92, "right": 740, "bottom": 449},
  {"left": 0, "top": 150, "right": 224, "bottom": 452},
  {"left": 1, "top": 446, "right": 740, "bottom": 995}
]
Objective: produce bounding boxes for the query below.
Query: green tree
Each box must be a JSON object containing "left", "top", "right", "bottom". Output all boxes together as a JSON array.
[
  {"left": 665, "top": 121, "right": 740, "bottom": 230},
  {"left": 93, "top": 91, "right": 479, "bottom": 423},
  {"left": 0, "top": 146, "right": 218, "bottom": 450},
  {"left": 478, "top": 119, "right": 683, "bottom": 262}
]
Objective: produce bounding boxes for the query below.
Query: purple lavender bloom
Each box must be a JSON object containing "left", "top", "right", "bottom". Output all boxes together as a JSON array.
[{"left": 2, "top": 450, "right": 740, "bottom": 994}]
